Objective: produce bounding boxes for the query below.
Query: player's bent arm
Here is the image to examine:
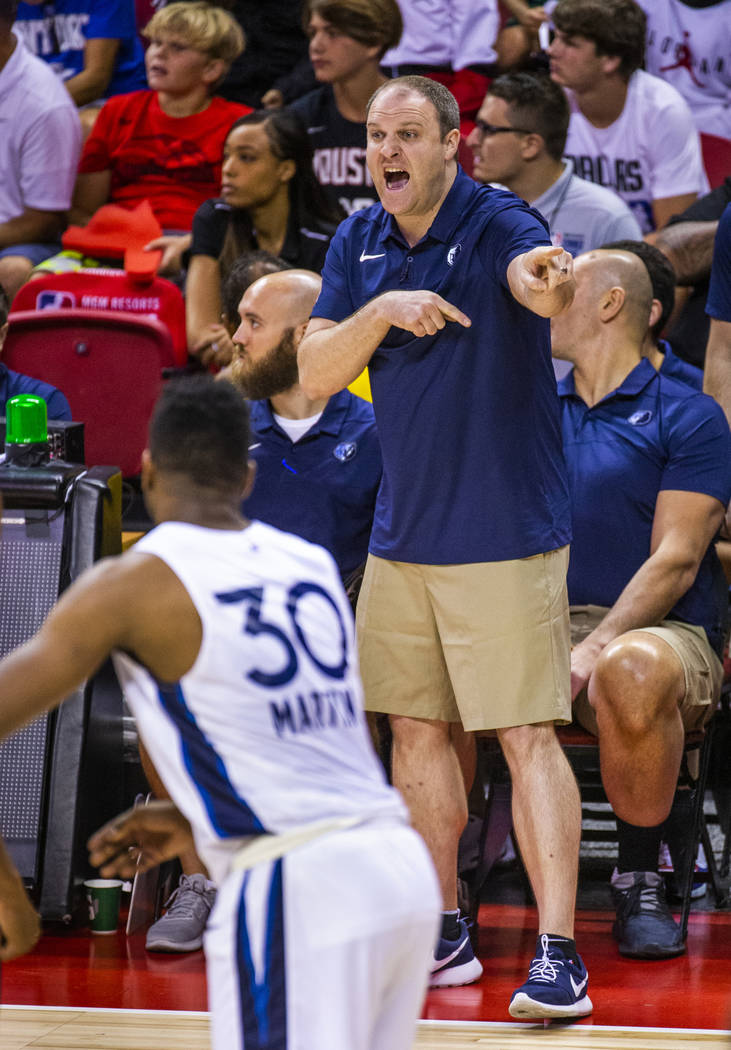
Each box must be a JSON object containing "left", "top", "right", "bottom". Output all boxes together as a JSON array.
[
  {"left": 0, "top": 554, "right": 198, "bottom": 740},
  {"left": 0, "top": 837, "right": 41, "bottom": 961},
  {"left": 507, "top": 245, "right": 575, "bottom": 317},
  {"left": 298, "top": 291, "right": 471, "bottom": 399}
]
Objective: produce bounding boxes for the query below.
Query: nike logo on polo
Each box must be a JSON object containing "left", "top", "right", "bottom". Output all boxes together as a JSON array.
[
  {"left": 570, "top": 973, "right": 588, "bottom": 997},
  {"left": 307, "top": 125, "right": 326, "bottom": 133},
  {"left": 359, "top": 250, "right": 386, "bottom": 262},
  {"left": 432, "top": 937, "right": 468, "bottom": 972}
]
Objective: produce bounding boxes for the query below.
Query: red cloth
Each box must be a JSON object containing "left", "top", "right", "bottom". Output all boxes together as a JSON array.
[{"left": 79, "top": 91, "right": 250, "bottom": 230}]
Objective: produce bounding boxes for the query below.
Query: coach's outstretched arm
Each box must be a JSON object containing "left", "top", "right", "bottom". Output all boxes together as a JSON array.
[
  {"left": 298, "top": 290, "right": 471, "bottom": 400},
  {"left": 508, "top": 245, "right": 576, "bottom": 317}
]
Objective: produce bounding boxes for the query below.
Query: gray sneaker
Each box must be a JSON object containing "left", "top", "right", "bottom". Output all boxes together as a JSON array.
[
  {"left": 145, "top": 874, "right": 217, "bottom": 953},
  {"left": 610, "top": 869, "right": 685, "bottom": 959}
]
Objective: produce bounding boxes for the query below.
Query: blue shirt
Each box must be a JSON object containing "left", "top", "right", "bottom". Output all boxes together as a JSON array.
[
  {"left": 559, "top": 358, "right": 731, "bottom": 654},
  {"left": 658, "top": 340, "right": 703, "bottom": 390},
  {"left": 313, "top": 167, "right": 571, "bottom": 564},
  {"left": 14, "top": 0, "right": 147, "bottom": 99},
  {"left": 0, "top": 363, "right": 71, "bottom": 421},
  {"left": 243, "top": 389, "right": 381, "bottom": 579},
  {"left": 707, "top": 201, "right": 731, "bottom": 323}
]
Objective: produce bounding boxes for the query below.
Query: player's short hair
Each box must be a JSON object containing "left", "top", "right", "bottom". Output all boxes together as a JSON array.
[
  {"left": 143, "top": 2, "right": 245, "bottom": 66},
  {"left": 488, "top": 72, "right": 570, "bottom": 162},
  {"left": 366, "top": 75, "right": 460, "bottom": 140},
  {"left": 602, "top": 239, "right": 677, "bottom": 338},
  {"left": 303, "top": 0, "right": 402, "bottom": 59},
  {"left": 149, "top": 377, "right": 250, "bottom": 490},
  {"left": 552, "top": 0, "right": 646, "bottom": 78},
  {"left": 0, "top": 284, "right": 9, "bottom": 327},
  {"left": 0, "top": 0, "right": 18, "bottom": 24},
  {"left": 222, "top": 251, "right": 291, "bottom": 327}
]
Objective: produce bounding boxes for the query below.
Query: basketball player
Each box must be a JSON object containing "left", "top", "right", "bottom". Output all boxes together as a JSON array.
[{"left": 0, "top": 377, "right": 441, "bottom": 1050}]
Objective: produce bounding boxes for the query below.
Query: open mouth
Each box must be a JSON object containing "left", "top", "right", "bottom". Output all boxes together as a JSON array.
[{"left": 384, "top": 169, "right": 409, "bottom": 191}]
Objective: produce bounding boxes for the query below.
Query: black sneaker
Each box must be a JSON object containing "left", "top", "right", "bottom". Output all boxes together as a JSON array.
[
  {"left": 509, "top": 934, "right": 593, "bottom": 1019},
  {"left": 610, "top": 870, "right": 685, "bottom": 959}
]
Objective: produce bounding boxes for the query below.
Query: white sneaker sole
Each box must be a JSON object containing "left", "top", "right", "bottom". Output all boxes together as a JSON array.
[
  {"left": 429, "top": 956, "right": 483, "bottom": 989},
  {"left": 509, "top": 991, "right": 593, "bottom": 1019}
]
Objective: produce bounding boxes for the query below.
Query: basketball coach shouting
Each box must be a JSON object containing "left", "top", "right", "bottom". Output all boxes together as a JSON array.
[{"left": 298, "top": 75, "right": 592, "bottom": 1020}]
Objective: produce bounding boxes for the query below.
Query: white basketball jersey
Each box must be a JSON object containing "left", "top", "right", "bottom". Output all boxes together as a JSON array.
[
  {"left": 113, "top": 520, "right": 407, "bottom": 884},
  {"left": 638, "top": 0, "right": 731, "bottom": 139},
  {"left": 564, "top": 70, "right": 710, "bottom": 232}
]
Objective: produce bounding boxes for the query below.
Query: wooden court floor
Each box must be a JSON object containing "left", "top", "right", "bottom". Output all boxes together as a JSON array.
[{"left": 1, "top": 1009, "right": 730, "bottom": 1050}]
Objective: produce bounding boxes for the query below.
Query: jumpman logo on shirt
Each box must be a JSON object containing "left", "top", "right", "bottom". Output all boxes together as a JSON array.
[{"left": 660, "top": 32, "right": 704, "bottom": 88}]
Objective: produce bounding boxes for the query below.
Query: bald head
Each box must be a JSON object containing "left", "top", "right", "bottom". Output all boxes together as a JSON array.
[
  {"left": 551, "top": 248, "right": 654, "bottom": 365},
  {"left": 246, "top": 269, "right": 322, "bottom": 328},
  {"left": 578, "top": 249, "right": 653, "bottom": 337},
  {"left": 231, "top": 269, "right": 322, "bottom": 400}
]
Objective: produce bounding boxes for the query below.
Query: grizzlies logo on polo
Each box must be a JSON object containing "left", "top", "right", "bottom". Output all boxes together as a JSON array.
[
  {"left": 628, "top": 410, "right": 653, "bottom": 426},
  {"left": 334, "top": 442, "right": 357, "bottom": 462},
  {"left": 447, "top": 243, "right": 462, "bottom": 267}
]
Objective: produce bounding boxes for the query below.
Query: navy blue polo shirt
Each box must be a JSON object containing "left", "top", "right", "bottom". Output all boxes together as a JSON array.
[
  {"left": 658, "top": 340, "right": 703, "bottom": 390},
  {"left": 243, "top": 389, "right": 381, "bottom": 578},
  {"left": 312, "top": 167, "right": 571, "bottom": 564},
  {"left": 0, "top": 363, "right": 71, "bottom": 421},
  {"left": 559, "top": 358, "right": 731, "bottom": 654},
  {"left": 707, "top": 201, "right": 731, "bottom": 322}
]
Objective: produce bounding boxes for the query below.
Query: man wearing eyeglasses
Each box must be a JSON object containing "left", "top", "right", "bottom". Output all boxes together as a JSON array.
[
  {"left": 298, "top": 75, "right": 593, "bottom": 1020},
  {"left": 468, "top": 72, "right": 642, "bottom": 255}
]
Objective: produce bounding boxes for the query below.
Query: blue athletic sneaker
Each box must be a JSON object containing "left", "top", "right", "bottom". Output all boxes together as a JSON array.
[
  {"left": 429, "top": 918, "right": 483, "bottom": 988},
  {"left": 509, "top": 934, "right": 593, "bottom": 1019}
]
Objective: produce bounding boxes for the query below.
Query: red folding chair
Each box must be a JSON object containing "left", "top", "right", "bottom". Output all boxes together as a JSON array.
[
  {"left": 4, "top": 309, "right": 179, "bottom": 477},
  {"left": 10, "top": 268, "right": 188, "bottom": 367}
]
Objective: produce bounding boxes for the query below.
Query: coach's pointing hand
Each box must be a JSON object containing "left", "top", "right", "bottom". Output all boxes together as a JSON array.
[{"left": 376, "top": 290, "right": 472, "bottom": 337}]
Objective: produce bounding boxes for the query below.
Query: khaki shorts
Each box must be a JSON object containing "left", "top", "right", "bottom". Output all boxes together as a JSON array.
[
  {"left": 355, "top": 548, "right": 572, "bottom": 731},
  {"left": 570, "top": 605, "right": 723, "bottom": 735}
]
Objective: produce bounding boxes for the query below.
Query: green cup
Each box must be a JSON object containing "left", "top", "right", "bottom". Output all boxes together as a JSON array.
[{"left": 84, "top": 878, "right": 123, "bottom": 934}]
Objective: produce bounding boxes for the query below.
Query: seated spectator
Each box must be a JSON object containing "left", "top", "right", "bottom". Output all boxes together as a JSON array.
[
  {"left": 552, "top": 246, "right": 731, "bottom": 958},
  {"left": 212, "top": 0, "right": 313, "bottom": 109},
  {"left": 69, "top": 0, "right": 249, "bottom": 274},
  {"left": 185, "top": 109, "right": 344, "bottom": 367},
  {"left": 636, "top": 0, "right": 730, "bottom": 142},
  {"left": 0, "top": 285, "right": 71, "bottom": 420},
  {"left": 548, "top": 0, "right": 708, "bottom": 232},
  {"left": 381, "top": 0, "right": 499, "bottom": 127},
  {"left": 0, "top": 0, "right": 82, "bottom": 298},
  {"left": 142, "top": 266, "right": 381, "bottom": 954},
  {"left": 13, "top": 0, "right": 147, "bottom": 138},
  {"left": 289, "top": 0, "right": 403, "bottom": 216},
  {"left": 602, "top": 238, "right": 703, "bottom": 389},
  {"left": 467, "top": 71, "right": 642, "bottom": 254}
]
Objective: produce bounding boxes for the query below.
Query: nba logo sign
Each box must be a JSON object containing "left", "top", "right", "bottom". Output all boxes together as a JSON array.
[{"left": 37, "top": 290, "right": 76, "bottom": 310}]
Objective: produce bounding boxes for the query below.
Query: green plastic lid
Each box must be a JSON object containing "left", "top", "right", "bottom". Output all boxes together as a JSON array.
[{"left": 5, "top": 394, "right": 48, "bottom": 444}]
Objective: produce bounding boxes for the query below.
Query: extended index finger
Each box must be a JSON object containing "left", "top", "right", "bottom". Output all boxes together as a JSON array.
[{"left": 432, "top": 294, "right": 472, "bottom": 328}]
